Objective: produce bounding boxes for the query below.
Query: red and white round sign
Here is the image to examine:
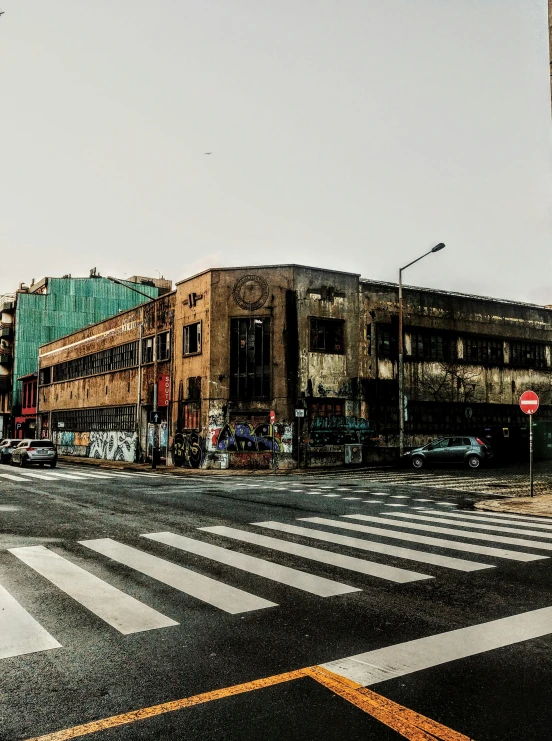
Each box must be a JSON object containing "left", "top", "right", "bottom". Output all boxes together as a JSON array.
[
  {"left": 520, "top": 390, "right": 539, "bottom": 415},
  {"left": 269, "top": 410, "right": 275, "bottom": 424}
]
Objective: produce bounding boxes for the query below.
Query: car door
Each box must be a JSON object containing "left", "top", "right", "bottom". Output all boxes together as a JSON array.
[
  {"left": 424, "top": 438, "right": 451, "bottom": 462},
  {"left": 447, "top": 436, "right": 469, "bottom": 462}
]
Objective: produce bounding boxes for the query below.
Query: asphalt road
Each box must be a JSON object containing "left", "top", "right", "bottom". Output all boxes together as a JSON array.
[{"left": 1, "top": 463, "right": 552, "bottom": 740}]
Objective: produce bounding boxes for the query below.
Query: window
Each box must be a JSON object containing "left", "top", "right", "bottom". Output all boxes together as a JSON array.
[
  {"left": 464, "top": 337, "right": 503, "bottom": 365},
  {"left": 183, "top": 322, "right": 201, "bottom": 356},
  {"left": 52, "top": 341, "right": 139, "bottom": 382},
  {"left": 188, "top": 376, "right": 201, "bottom": 400},
  {"left": 510, "top": 341, "right": 547, "bottom": 369},
  {"left": 309, "top": 399, "right": 344, "bottom": 419},
  {"left": 377, "top": 325, "right": 396, "bottom": 359},
  {"left": 230, "top": 317, "right": 271, "bottom": 399},
  {"left": 51, "top": 406, "right": 135, "bottom": 432},
  {"left": 310, "top": 317, "right": 344, "bottom": 354},
  {"left": 157, "top": 332, "right": 170, "bottom": 361},
  {"left": 40, "top": 367, "right": 51, "bottom": 385},
  {"left": 142, "top": 337, "right": 154, "bottom": 364},
  {"left": 410, "top": 331, "right": 454, "bottom": 361}
]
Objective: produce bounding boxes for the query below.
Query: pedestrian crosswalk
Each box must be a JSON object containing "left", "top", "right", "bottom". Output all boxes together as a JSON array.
[
  {"left": 1, "top": 507, "right": 552, "bottom": 662},
  {"left": 0, "top": 467, "right": 175, "bottom": 485}
]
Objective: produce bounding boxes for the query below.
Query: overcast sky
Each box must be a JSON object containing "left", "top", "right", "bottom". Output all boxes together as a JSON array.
[{"left": 1, "top": 1, "right": 551, "bottom": 303}]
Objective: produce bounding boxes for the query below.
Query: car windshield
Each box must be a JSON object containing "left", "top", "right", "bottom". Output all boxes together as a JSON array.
[{"left": 30, "top": 441, "right": 54, "bottom": 447}]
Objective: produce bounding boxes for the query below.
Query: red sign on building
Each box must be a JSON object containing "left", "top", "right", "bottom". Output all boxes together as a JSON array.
[{"left": 158, "top": 374, "right": 171, "bottom": 406}]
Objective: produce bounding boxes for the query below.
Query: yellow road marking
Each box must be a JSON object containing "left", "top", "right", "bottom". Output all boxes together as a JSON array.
[
  {"left": 307, "top": 666, "right": 472, "bottom": 741},
  {"left": 24, "top": 669, "right": 308, "bottom": 741},
  {"left": 25, "top": 665, "right": 472, "bottom": 741}
]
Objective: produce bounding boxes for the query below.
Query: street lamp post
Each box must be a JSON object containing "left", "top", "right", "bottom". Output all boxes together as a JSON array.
[{"left": 398, "top": 243, "right": 445, "bottom": 458}]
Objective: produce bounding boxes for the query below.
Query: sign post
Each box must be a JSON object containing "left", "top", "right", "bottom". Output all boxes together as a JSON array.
[{"left": 520, "top": 390, "right": 539, "bottom": 497}]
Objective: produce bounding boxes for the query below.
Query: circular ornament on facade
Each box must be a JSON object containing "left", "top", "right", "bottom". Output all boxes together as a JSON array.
[{"left": 232, "top": 275, "right": 269, "bottom": 310}]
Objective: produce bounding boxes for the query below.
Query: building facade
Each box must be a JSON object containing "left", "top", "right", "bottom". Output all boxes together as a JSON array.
[
  {"left": 37, "top": 264, "right": 552, "bottom": 467},
  {"left": 0, "top": 294, "right": 15, "bottom": 439},
  {"left": 39, "top": 293, "right": 175, "bottom": 461},
  {"left": 5, "top": 274, "right": 169, "bottom": 437}
]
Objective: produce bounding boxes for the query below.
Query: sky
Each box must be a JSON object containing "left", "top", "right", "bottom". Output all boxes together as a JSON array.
[{"left": 1, "top": 0, "right": 551, "bottom": 303}]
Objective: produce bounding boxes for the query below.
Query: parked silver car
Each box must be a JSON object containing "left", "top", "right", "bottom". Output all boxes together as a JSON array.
[
  {"left": 0, "top": 439, "right": 20, "bottom": 464},
  {"left": 402, "top": 435, "right": 493, "bottom": 469},
  {"left": 11, "top": 439, "right": 58, "bottom": 468}
]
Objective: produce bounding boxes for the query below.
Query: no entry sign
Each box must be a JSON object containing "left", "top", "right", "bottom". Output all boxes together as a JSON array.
[{"left": 520, "top": 390, "right": 539, "bottom": 415}]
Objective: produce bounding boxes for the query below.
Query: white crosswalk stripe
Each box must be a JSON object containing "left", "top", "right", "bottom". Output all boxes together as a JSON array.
[
  {"left": 420, "top": 509, "right": 552, "bottom": 532},
  {"left": 0, "top": 583, "right": 61, "bottom": 659},
  {"left": 80, "top": 538, "right": 276, "bottom": 614},
  {"left": 0, "top": 473, "right": 34, "bottom": 482},
  {"left": 337, "top": 515, "right": 546, "bottom": 561},
  {"left": 352, "top": 513, "right": 552, "bottom": 551},
  {"left": 384, "top": 511, "right": 552, "bottom": 540},
  {"left": 289, "top": 518, "right": 492, "bottom": 572},
  {"left": 200, "top": 526, "right": 430, "bottom": 583},
  {"left": 8, "top": 546, "right": 177, "bottom": 634},
  {"left": 142, "top": 532, "right": 359, "bottom": 597}
]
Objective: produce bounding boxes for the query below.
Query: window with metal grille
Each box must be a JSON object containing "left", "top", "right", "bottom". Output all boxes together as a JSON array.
[
  {"left": 510, "top": 341, "right": 547, "bottom": 369},
  {"left": 230, "top": 317, "right": 271, "bottom": 399},
  {"left": 309, "top": 317, "right": 344, "bottom": 354},
  {"left": 183, "top": 322, "right": 201, "bottom": 356},
  {"left": 464, "top": 337, "right": 503, "bottom": 365},
  {"left": 52, "top": 341, "right": 139, "bottom": 382},
  {"left": 410, "top": 331, "right": 454, "bottom": 361},
  {"left": 157, "top": 332, "right": 170, "bottom": 361},
  {"left": 309, "top": 399, "right": 344, "bottom": 419},
  {"left": 51, "top": 406, "right": 135, "bottom": 431}
]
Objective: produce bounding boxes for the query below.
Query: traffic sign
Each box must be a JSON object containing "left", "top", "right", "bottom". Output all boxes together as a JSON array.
[
  {"left": 269, "top": 410, "right": 275, "bottom": 424},
  {"left": 149, "top": 411, "right": 161, "bottom": 424},
  {"left": 520, "top": 390, "right": 539, "bottom": 415}
]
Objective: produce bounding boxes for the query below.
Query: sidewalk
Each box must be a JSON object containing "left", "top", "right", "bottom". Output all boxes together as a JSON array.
[
  {"left": 475, "top": 495, "right": 552, "bottom": 518},
  {"left": 58, "top": 454, "right": 389, "bottom": 477}
]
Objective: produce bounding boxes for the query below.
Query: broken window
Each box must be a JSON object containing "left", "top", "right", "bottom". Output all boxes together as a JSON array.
[
  {"left": 230, "top": 317, "right": 271, "bottom": 399},
  {"left": 183, "top": 322, "right": 201, "bottom": 356},
  {"left": 142, "top": 336, "right": 154, "bottom": 364},
  {"left": 157, "top": 332, "right": 170, "bottom": 361},
  {"left": 309, "top": 317, "right": 344, "bottom": 354},
  {"left": 377, "top": 325, "right": 397, "bottom": 359}
]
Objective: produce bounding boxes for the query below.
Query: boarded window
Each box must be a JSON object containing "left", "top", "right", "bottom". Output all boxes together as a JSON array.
[
  {"left": 183, "top": 322, "right": 201, "bottom": 356},
  {"left": 309, "top": 317, "right": 344, "bottom": 354},
  {"left": 230, "top": 318, "right": 271, "bottom": 399},
  {"left": 180, "top": 401, "right": 200, "bottom": 429}
]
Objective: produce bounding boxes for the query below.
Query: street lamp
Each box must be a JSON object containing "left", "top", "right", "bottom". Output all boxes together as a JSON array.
[{"left": 398, "top": 243, "right": 445, "bottom": 458}]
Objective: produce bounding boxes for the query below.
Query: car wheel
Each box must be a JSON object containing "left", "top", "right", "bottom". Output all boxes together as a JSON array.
[
  {"left": 467, "top": 455, "right": 481, "bottom": 469},
  {"left": 19, "top": 456, "right": 27, "bottom": 468},
  {"left": 412, "top": 455, "right": 424, "bottom": 469},
  {"left": 49, "top": 461, "right": 57, "bottom": 469}
]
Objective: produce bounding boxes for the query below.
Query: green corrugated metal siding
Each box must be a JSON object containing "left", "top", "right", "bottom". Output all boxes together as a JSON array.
[{"left": 12, "top": 278, "right": 158, "bottom": 408}]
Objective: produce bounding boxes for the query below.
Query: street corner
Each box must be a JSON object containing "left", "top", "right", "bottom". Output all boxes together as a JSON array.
[
  {"left": 475, "top": 494, "right": 552, "bottom": 518},
  {"left": 23, "top": 667, "right": 473, "bottom": 741}
]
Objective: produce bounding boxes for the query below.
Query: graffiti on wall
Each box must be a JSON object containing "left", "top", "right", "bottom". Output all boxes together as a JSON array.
[
  {"left": 53, "top": 430, "right": 137, "bottom": 461},
  {"left": 173, "top": 431, "right": 205, "bottom": 468},
  {"left": 308, "top": 416, "right": 373, "bottom": 446},
  {"left": 208, "top": 422, "right": 293, "bottom": 454}
]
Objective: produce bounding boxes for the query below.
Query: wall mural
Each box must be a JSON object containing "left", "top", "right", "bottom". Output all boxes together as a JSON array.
[
  {"left": 53, "top": 430, "right": 136, "bottom": 462},
  {"left": 209, "top": 422, "right": 293, "bottom": 453},
  {"left": 173, "top": 431, "right": 205, "bottom": 468},
  {"left": 308, "top": 416, "right": 373, "bottom": 446}
]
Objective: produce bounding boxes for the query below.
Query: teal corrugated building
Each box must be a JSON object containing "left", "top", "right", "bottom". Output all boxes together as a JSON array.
[{"left": 12, "top": 277, "right": 160, "bottom": 410}]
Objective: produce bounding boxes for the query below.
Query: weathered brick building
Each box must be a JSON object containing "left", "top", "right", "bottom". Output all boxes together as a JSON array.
[{"left": 37, "top": 264, "right": 552, "bottom": 467}]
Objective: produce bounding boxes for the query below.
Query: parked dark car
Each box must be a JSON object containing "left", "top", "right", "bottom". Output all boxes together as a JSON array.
[
  {"left": 402, "top": 436, "right": 493, "bottom": 469},
  {"left": 10, "top": 439, "right": 58, "bottom": 468},
  {"left": 0, "top": 439, "right": 20, "bottom": 464}
]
